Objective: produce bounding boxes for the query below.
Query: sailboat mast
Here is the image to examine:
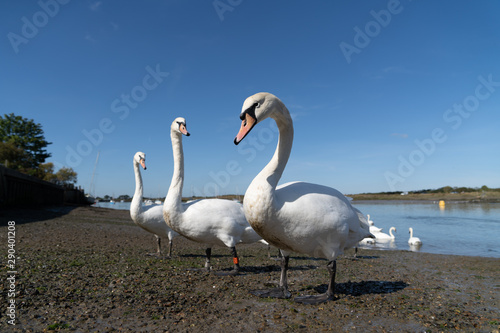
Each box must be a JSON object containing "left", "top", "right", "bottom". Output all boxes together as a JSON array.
[{"left": 89, "top": 151, "right": 100, "bottom": 197}]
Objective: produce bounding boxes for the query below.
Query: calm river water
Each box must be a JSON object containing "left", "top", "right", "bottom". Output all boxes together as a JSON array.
[{"left": 95, "top": 200, "right": 500, "bottom": 258}]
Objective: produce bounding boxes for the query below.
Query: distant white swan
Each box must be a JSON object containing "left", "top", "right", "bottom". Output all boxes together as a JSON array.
[
  {"left": 163, "top": 117, "right": 265, "bottom": 275},
  {"left": 130, "top": 151, "right": 178, "bottom": 257},
  {"left": 373, "top": 226, "right": 396, "bottom": 241},
  {"left": 408, "top": 227, "right": 422, "bottom": 246},
  {"left": 366, "top": 214, "right": 382, "bottom": 233},
  {"left": 234, "top": 92, "right": 373, "bottom": 304}
]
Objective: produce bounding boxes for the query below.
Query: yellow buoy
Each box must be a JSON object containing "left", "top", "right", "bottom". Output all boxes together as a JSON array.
[{"left": 438, "top": 200, "right": 445, "bottom": 208}]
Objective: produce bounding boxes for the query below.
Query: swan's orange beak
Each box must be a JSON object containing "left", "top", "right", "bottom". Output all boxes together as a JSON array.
[
  {"left": 140, "top": 159, "right": 147, "bottom": 170},
  {"left": 234, "top": 112, "right": 257, "bottom": 145},
  {"left": 179, "top": 123, "right": 190, "bottom": 136}
]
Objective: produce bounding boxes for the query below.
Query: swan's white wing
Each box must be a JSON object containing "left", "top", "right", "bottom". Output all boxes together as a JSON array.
[
  {"left": 267, "top": 181, "right": 372, "bottom": 259},
  {"left": 177, "top": 198, "right": 257, "bottom": 247},
  {"left": 136, "top": 204, "right": 178, "bottom": 239}
]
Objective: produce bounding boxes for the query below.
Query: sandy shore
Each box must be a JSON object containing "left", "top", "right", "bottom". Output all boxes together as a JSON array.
[{"left": 1, "top": 206, "right": 499, "bottom": 332}]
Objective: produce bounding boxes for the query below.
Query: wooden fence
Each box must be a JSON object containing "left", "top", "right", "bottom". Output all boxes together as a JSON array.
[{"left": 0, "top": 165, "right": 69, "bottom": 206}]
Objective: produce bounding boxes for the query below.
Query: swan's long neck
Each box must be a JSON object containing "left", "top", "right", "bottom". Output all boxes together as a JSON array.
[
  {"left": 254, "top": 106, "right": 294, "bottom": 190},
  {"left": 131, "top": 160, "right": 143, "bottom": 219},
  {"left": 164, "top": 132, "right": 184, "bottom": 213}
]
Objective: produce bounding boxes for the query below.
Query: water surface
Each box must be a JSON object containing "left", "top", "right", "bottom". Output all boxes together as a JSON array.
[
  {"left": 94, "top": 200, "right": 500, "bottom": 258},
  {"left": 353, "top": 201, "right": 500, "bottom": 258}
]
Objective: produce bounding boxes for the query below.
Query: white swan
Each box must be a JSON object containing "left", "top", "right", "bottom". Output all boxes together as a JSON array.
[
  {"left": 367, "top": 214, "right": 382, "bottom": 233},
  {"left": 234, "top": 92, "right": 373, "bottom": 304},
  {"left": 130, "top": 152, "right": 179, "bottom": 258},
  {"left": 163, "top": 117, "right": 265, "bottom": 275},
  {"left": 373, "top": 226, "right": 396, "bottom": 241},
  {"left": 408, "top": 227, "right": 422, "bottom": 246}
]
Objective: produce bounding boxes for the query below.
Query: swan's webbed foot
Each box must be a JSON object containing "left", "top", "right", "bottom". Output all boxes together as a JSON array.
[
  {"left": 294, "top": 292, "right": 334, "bottom": 304},
  {"left": 293, "top": 260, "right": 337, "bottom": 304},
  {"left": 250, "top": 287, "right": 292, "bottom": 299}
]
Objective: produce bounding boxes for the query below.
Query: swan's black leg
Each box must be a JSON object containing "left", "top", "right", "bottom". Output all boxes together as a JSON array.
[
  {"left": 250, "top": 253, "right": 291, "bottom": 299},
  {"left": 214, "top": 246, "right": 241, "bottom": 276},
  {"left": 269, "top": 247, "right": 282, "bottom": 261},
  {"left": 279, "top": 253, "right": 291, "bottom": 294},
  {"left": 156, "top": 236, "right": 162, "bottom": 256},
  {"left": 167, "top": 239, "right": 173, "bottom": 258},
  {"left": 146, "top": 235, "right": 162, "bottom": 257},
  {"left": 325, "top": 260, "right": 336, "bottom": 297},
  {"left": 231, "top": 246, "right": 240, "bottom": 273},
  {"left": 186, "top": 247, "right": 212, "bottom": 272},
  {"left": 294, "top": 260, "right": 336, "bottom": 304},
  {"left": 204, "top": 247, "right": 212, "bottom": 271}
]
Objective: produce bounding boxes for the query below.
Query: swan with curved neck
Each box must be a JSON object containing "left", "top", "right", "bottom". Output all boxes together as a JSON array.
[
  {"left": 130, "top": 151, "right": 178, "bottom": 257},
  {"left": 234, "top": 92, "right": 373, "bottom": 304},
  {"left": 408, "top": 227, "right": 422, "bottom": 245},
  {"left": 163, "top": 117, "right": 264, "bottom": 275},
  {"left": 373, "top": 226, "right": 396, "bottom": 241}
]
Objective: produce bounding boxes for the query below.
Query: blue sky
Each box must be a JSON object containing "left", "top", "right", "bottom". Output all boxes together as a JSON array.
[{"left": 2, "top": 0, "right": 500, "bottom": 198}]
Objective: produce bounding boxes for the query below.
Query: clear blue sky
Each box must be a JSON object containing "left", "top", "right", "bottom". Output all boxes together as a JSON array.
[{"left": 2, "top": 0, "right": 500, "bottom": 198}]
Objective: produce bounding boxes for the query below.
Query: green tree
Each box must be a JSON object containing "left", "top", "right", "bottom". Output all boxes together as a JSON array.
[
  {"left": 54, "top": 167, "right": 77, "bottom": 186},
  {"left": 0, "top": 113, "right": 52, "bottom": 174},
  {"left": 0, "top": 141, "right": 30, "bottom": 168},
  {"left": 40, "top": 162, "right": 57, "bottom": 182},
  {"left": 39, "top": 163, "right": 77, "bottom": 186}
]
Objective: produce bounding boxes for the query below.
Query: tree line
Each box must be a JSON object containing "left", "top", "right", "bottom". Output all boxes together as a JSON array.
[{"left": 0, "top": 113, "right": 77, "bottom": 186}]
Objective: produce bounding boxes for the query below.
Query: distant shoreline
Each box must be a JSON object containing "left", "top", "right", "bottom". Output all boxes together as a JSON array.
[{"left": 347, "top": 192, "right": 500, "bottom": 203}]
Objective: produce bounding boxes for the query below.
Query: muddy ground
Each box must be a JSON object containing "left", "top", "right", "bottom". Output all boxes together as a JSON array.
[{"left": 0, "top": 206, "right": 499, "bottom": 332}]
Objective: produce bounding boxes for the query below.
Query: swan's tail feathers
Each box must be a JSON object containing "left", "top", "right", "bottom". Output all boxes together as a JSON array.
[
  {"left": 241, "top": 226, "right": 265, "bottom": 244},
  {"left": 258, "top": 239, "right": 269, "bottom": 245}
]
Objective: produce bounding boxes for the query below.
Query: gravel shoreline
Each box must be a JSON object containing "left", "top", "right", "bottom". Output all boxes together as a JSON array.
[{"left": 1, "top": 206, "right": 499, "bottom": 332}]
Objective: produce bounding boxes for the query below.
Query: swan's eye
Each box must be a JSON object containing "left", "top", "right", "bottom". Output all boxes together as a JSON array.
[{"left": 177, "top": 121, "right": 186, "bottom": 130}]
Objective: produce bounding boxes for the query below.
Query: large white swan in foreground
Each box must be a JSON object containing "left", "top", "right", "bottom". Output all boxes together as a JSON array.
[
  {"left": 130, "top": 152, "right": 178, "bottom": 257},
  {"left": 163, "top": 117, "right": 265, "bottom": 275},
  {"left": 234, "top": 92, "right": 373, "bottom": 304},
  {"left": 408, "top": 227, "right": 422, "bottom": 246}
]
